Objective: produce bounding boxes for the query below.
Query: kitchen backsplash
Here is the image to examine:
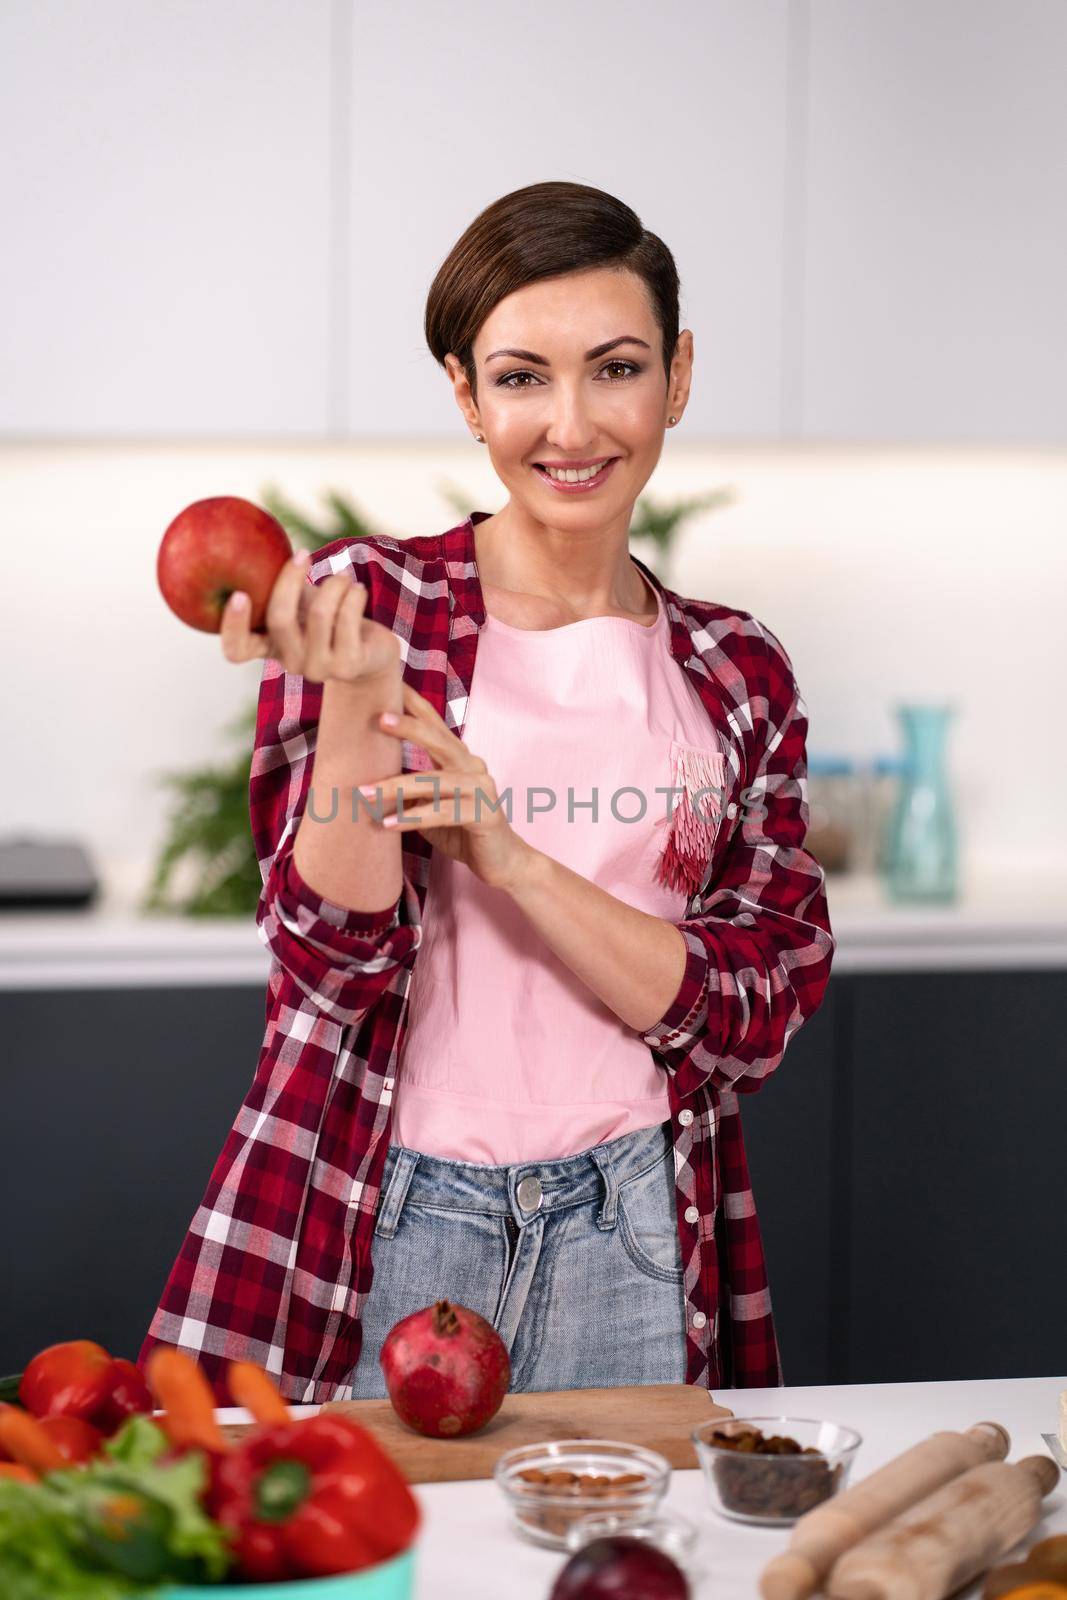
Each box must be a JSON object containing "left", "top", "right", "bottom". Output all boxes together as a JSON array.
[{"left": 2, "top": 440, "right": 1063, "bottom": 898}]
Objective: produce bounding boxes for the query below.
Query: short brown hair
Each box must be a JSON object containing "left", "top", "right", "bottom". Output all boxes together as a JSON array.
[{"left": 424, "top": 181, "right": 680, "bottom": 404}]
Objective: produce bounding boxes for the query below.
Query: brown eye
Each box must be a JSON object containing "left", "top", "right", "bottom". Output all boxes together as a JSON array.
[
  {"left": 602, "top": 359, "right": 639, "bottom": 380},
  {"left": 495, "top": 359, "right": 641, "bottom": 390}
]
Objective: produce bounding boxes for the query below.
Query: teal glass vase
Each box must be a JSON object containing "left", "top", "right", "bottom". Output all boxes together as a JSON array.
[{"left": 885, "top": 703, "right": 959, "bottom": 904}]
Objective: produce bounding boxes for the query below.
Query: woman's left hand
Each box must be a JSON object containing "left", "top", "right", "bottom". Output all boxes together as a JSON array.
[{"left": 359, "top": 680, "right": 534, "bottom": 894}]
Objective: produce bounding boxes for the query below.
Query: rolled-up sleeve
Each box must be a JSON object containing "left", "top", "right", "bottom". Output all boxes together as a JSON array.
[
  {"left": 639, "top": 628, "right": 835, "bottom": 1100},
  {"left": 250, "top": 613, "right": 422, "bottom": 1029}
]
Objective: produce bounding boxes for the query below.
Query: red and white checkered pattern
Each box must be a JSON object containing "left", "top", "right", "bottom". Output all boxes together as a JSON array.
[{"left": 139, "top": 512, "right": 835, "bottom": 1402}]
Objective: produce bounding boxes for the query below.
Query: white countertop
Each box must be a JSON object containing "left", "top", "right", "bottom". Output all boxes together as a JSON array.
[
  {"left": 1, "top": 870, "right": 1066, "bottom": 987},
  {"left": 218, "top": 1374, "right": 1066, "bottom": 1599}
]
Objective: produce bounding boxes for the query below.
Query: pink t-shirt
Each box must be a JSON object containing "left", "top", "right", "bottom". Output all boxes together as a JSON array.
[{"left": 390, "top": 568, "right": 727, "bottom": 1165}]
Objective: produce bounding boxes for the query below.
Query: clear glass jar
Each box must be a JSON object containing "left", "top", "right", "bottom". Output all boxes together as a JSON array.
[
  {"left": 805, "top": 756, "right": 860, "bottom": 874},
  {"left": 862, "top": 754, "right": 909, "bottom": 876}
]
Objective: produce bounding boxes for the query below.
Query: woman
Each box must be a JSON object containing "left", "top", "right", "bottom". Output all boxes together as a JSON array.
[{"left": 139, "top": 181, "right": 835, "bottom": 1404}]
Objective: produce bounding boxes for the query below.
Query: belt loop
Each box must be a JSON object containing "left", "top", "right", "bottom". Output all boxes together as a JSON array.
[
  {"left": 589, "top": 1145, "right": 618, "bottom": 1231},
  {"left": 374, "top": 1147, "right": 419, "bottom": 1239}
]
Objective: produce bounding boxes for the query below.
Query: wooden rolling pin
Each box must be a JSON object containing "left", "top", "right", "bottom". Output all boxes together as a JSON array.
[
  {"left": 826, "top": 1454, "right": 1060, "bottom": 1599},
  {"left": 760, "top": 1422, "right": 1011, "bottom": 1600}
]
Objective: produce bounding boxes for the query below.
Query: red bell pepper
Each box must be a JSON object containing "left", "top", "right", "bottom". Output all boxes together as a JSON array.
[{"left": 207, "top": 1413, "right": 420, "bottom": 1582}]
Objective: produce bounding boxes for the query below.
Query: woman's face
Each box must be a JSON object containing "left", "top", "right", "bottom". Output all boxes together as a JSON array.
[{"left": 446, "top": 267, "right": 691, "bottom": 526}]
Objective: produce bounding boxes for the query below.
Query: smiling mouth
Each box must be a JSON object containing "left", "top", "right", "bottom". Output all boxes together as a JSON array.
[{"left": 533, "top": 458, "right": 619, "bottom": 485}]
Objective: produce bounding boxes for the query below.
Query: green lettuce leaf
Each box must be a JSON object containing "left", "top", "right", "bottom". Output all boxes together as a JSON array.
[
  {"left": 100, "top": 1414, "right": 171, "bottom": 1470},
  {"left": 0, "top": 1416, "right": 233, "bottom": 1596},
  {"left": 47, "top": 1430, "right": 232, "bottom": 1582},
  {"left": 0, "top": 1477, "right": 143, "bottom": 1600}
]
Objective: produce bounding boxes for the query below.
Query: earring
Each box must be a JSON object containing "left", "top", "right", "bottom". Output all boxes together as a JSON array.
[
  {"left": 668, "top": 416, "right": 677, "bottom": 425},
  {"left": 474, "top": 433, "right": 485, "bottom": 443}
]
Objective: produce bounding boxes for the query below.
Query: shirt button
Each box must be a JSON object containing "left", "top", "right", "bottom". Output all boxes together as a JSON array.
[
  {"left": 516, "top": 1175, "right": 543, "bottom": 1212},
  {"left": 692, "top": 1311, "right": 708, "bottom": 1329},
  {"left": 684, "top": 1205, "right": 700, "bottom": 1223},
  {"left": 678, "top": 1109, "right": 694, "bottom": 1127}
]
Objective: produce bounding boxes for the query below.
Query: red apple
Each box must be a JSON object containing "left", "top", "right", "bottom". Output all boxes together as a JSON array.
[{"left": 157, "top": 496, "right": 294, "bottom": 633}]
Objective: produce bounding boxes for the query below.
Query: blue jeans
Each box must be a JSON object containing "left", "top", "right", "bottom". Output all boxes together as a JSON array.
[{"left": 348, "top": 1119, "right": 688, "bottom": 1396}]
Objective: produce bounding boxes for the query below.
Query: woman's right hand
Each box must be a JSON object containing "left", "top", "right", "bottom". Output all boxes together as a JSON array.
[{"left": 220, "top": 552, "right": 401, "bottom": 686}]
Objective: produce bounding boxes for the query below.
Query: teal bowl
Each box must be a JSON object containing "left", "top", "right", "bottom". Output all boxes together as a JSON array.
[{"left": 158, "top": 1544, "right": 416, "bottom": 1600}]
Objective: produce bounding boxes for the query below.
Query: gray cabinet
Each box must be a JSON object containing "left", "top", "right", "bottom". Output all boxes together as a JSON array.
[
  {"left": 742, "top": 965, "right": 1067, "bottom": 1386},
  {"left": 5, "top": 965, "right": 1064, "bottom": 1386},
  {"left": 842, "top": 968, "right": 1067, "bottom": 1383},
  {"left": 2, "top": 983, "right": 267, "bottom": 1368}
]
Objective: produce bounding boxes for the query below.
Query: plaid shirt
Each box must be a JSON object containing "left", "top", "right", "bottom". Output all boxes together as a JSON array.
[{"left": 139, "top": 511, "right": 835, "bottom": 1403}]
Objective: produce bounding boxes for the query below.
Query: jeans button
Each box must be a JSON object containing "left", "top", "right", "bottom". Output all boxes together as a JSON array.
[{"left": 517, "top": 1174, "right": 543, "bottom": 1212}]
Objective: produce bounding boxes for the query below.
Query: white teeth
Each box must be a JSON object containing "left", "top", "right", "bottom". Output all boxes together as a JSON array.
[{"left": 542, "top": 461, "right": 610, "bottom": 483}]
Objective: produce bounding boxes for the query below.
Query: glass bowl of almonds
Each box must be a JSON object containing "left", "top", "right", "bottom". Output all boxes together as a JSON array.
[{"left": 494, "top": 1439, "right": 671, "bottom": 1550}]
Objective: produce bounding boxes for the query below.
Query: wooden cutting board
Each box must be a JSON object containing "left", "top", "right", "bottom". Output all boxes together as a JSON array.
[{"left": 220, "top": 1383, "right": 733, "bottom": 1483}]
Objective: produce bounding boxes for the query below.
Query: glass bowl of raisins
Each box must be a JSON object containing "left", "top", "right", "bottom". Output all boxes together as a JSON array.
[{"left": 691, "top": 1416, "right": 862, "bottom": 1526}]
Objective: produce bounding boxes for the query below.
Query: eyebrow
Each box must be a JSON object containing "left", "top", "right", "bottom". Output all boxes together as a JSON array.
[{"left": 484, "top": 335, "right": 651, "bottom": 366}]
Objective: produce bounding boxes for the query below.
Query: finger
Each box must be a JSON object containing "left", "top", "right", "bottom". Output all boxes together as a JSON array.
[
  {"left": 332, "top": 577, "right": 369, "bottom": 670},
  {"left": 359, "top": 771, "right": 472, "bottom": 799},
  {"left": 398, "top": 689, "right": 483, "bottom": 768},
  {"left": 355, "top": 776, "right": 408, "bottom": 812},
  {"left": 381, "top": 794, "right": 474, "bottom": 829},
  {"left": 220, "top": 593, "right": 269, "bottom": 663},
  {"left": 389, "top": 692, "right": 477, "bottom": 765},
  {"left": 359, "top": 773, "right": 475, "bottom": 814},
  {"left": 375, "top": 708, "right": 440, "bottom": 750},
  {"left": 264, "top": 552, "right": 316, "bottom": 672},
  {"left": 302, "top": 572, "right": 354, "bottom": 682}
]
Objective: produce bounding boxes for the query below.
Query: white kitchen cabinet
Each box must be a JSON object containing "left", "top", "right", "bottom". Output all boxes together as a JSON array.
[
  {"left": 0, "top": 0, "right": 334, "bottom": 437},
  {"left": 6, "top": 2, "right": 1062, "bottom": 446},
  {"left": 797, "top": 0, "right": 1067, "bottom": 443},
  {"left": 342, "top": 0, "right": 792, "bottom": 440}
]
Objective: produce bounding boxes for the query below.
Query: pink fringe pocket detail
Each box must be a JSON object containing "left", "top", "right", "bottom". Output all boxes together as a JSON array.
[{"left": 655, "top": 739, "right": 728, "bottom": 898}]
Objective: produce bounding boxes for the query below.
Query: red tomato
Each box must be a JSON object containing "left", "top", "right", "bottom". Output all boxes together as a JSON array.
[
  {"left": 19, "top": 1341, "right": 113, "bottom": 1420},
  {"left": 92, "top": 1359, "right": 154, "bottom": 1434},
  {"left": 37, "top": 1414, "right": 104, "bottom": 1464}
]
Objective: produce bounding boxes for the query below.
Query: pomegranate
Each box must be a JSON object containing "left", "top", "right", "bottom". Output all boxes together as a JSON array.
[
  {"left": 378, "top": 1299, "right": 510, "bottom": 1438},
  {"left": 549, "top": 1536, "right": 690, "bottom": 1600}
]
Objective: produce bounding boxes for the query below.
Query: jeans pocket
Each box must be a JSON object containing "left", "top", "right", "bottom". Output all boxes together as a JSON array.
[{"left": 616, "top": 1153, "right": 685, "bottom": 1283}]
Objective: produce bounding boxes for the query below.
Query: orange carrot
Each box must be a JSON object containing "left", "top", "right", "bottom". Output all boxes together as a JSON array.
[
  {"left": 0, "top": 1404, "right": 67, "bottom": 1473},
  {"left": 0, "top": 1461, "right": 39, "bottom": 1483},
  {"left": 144, "top": 1348, "right": 226, "bottom": 1453},
  {"left": 226, "top": 1361, "right": 290, "bottom": 1426}
]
